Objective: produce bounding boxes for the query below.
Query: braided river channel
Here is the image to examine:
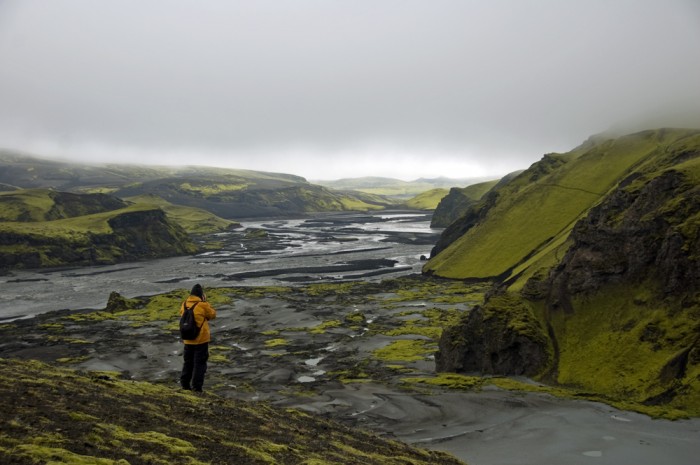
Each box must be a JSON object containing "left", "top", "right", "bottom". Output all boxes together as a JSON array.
[{"left": 1, "top": 211, "right": 438, "bottom": 321}]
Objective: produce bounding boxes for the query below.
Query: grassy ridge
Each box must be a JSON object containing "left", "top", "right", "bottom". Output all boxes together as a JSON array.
[
  {"left": 0, "top": 189, "right": 58, "bottom": 222},
  {"left": 424, "top": 130, "right": 676, "bottom": 279},
  {"left": 403, "top": 188, "right": 449, "bottom": 210}
]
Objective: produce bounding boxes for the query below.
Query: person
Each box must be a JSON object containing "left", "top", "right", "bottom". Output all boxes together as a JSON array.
[{"left": 179, "top": 283, "right": 216, "bottom": 393}]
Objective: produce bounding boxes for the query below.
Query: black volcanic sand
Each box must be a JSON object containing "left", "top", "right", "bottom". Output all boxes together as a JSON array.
[{"left": 1, "top": 278, "right": 699, "bottom": 465}]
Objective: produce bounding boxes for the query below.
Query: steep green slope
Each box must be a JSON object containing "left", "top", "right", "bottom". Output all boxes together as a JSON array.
[
  {"left": 432, "top": 129, "right": 700, "bottom": 418},
  {"left": 0, "top": 359, "right": 463, "bottom": 465},
  {"left": 424, "top": 129, "right": 692, "bottom": 279}
]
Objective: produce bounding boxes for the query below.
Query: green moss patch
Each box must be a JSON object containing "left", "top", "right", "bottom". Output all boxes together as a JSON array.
[{"left": 372, "top": 339, "right": 436, "bottom": 362}]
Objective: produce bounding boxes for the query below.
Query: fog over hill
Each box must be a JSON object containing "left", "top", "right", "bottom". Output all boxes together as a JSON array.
[{"left": 1, "top": 2, "right": 699, "bottom": 179}]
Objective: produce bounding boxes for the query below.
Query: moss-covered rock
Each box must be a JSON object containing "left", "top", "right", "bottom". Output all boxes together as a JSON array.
[
  {"left": 436, "top": 293, "right": 551, "bottom": 376},
  {"left": 430, "top": 179, "right": 500, "bottom": 228}
]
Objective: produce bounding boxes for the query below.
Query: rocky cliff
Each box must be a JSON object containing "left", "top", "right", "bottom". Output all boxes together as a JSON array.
[
  {"left": 430, "top": 178, "right": 504, "bottom": 228},
  {"left": 431, "top": 129, "right": 700, "bottom": 416}
]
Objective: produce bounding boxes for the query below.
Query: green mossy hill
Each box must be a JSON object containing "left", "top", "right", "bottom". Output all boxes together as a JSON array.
[
  {"left": 425, "top": 128, "right": 700, "bottom": 280},
  {"left": 0, "top": 359, "right": 464, "bottom": 465},
  {"left": 116, "top": 179, "right": 392, "bottom": 219},
  {"left": 0, "top": 151, "right": 395, "bottom": 218},
  {"left": 432, "top": 128, "right": 700, "bottom": 418},
  {"left": 0, "top": 204, "right": 197, "bottom": 269},
  {"left": 403, "top": 188, "right": 449, "bottom": 210},
  {"left": 0, "top": 189, "right": 127, "bottom": 222},
  {"left": 0, "top": 150, "right": 307, "bottom": 192},
  {"left": 430, "top": 179, "right": 500, "bottom": 228}
]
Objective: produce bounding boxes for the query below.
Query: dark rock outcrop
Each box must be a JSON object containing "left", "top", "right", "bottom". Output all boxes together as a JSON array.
[
  {"left": 106, "top": 209, "right": 197, "bottom": 260},
  {"left": 436, "top": 294, "right": 551, "bottom": 376},
  {"left": 539, "top": 169, "right": 700, "bottom": 308},
  {"left": 106, "top": 291, "right": 130, "bottom": 312},
  {"left": 430, "top": 187, "right": 481, "bottom": 229}
]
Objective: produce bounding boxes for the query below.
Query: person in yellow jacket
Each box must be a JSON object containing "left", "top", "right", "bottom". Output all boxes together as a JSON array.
[{"left": 179, "top": 283, "right": 216, "bottom": 392}]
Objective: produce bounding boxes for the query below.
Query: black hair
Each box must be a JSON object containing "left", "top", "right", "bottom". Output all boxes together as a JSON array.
[{"left": 190, "top": 284, "right": 204, "bottom": 298}]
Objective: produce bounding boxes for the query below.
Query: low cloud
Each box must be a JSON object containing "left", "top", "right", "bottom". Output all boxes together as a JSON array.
[{"left": 1, "top": 0, "right": 699, "bottom": 179}]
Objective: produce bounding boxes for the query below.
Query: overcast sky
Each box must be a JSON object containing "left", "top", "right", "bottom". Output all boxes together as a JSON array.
[{"left": 1, "top": 1, "right": 699, "bottom": 181}]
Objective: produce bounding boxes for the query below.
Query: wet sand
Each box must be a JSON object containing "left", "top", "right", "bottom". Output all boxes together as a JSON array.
[{"left": 298, "top": 383, "right": 699, "bottom": 465}]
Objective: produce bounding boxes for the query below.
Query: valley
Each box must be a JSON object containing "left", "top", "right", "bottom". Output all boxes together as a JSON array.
[{"left": 1, "top": 211, "right": 698, "bottom": 465}]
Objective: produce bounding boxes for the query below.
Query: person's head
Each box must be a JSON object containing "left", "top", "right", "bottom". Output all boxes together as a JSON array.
[{"left": 190, "top": 284, "right": 204, "bottom": 299}]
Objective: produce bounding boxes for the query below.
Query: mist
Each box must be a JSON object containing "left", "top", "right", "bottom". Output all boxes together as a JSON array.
[{"left": 1, "top": 0, "right": 699, "bottom": 180}]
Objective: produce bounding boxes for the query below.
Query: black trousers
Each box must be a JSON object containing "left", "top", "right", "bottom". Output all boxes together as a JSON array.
[{"left": 180, "top": 342, "right": 209, "bottom": 391}]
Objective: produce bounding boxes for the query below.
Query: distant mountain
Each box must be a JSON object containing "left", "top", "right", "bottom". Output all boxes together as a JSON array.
[
  {"left": 0, "top": 150, "right": 395, "bottom": 218},
  {"left": 426, "top": 128, "right": 700, "bottom": 418},
  {"left": 314, "top": 176, "right": 492, "bottom": 199}
]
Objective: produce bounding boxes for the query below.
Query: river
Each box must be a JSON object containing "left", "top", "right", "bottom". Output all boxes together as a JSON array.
[{"left": 0, "top": 211, "right": 439, "bottom": 320}]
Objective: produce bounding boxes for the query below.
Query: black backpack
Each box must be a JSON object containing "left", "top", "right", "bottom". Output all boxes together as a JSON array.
[{"left": 179, "top": 301, "right": 201, "bottom": 340}]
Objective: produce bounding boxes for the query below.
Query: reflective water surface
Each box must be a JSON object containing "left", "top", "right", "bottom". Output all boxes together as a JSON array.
[{"left": 0, "top": 211, "right": 440, "bottom": 320}]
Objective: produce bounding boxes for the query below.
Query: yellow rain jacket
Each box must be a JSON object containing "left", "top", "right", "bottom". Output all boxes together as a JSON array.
[{"left": 180, "top": 296, "right": 216, "bottom": 345}]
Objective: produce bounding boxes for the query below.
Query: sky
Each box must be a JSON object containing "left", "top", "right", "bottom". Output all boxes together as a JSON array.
[{"left": 1, "top": 1, "right": 699, "bottom": 181}]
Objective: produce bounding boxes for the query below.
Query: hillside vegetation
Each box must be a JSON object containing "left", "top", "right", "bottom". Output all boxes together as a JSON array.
[
  {"left": 0, "top": 151, "right": 395, "bottom": 218},
  {"left": 403, "top": 188, "right": 449, "bottom": 210},
  {"left": 428, "top": 129, "right": 700, "bottom": 418},
  {"left": 0, "top": 359, "right": 463, "bottom": 465},
  {"left": 0, "top": 189, "right": 221, "bottom": 269}
]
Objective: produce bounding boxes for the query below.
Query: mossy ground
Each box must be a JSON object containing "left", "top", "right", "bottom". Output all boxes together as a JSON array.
[
  {"left": 538, "top": 283, "right": 700, "bottom": 419},
  {"left": 0, "top": 359, "right": 462, "bottom": 465}
]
